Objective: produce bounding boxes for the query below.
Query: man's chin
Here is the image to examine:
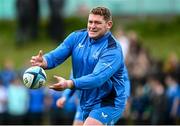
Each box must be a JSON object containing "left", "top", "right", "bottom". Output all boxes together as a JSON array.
[
  {"left": 90, "top": 36, "right": 98, "bottom": 40},
  {"left": 89, "top": 34, "right": 98, "bottom": 39}
]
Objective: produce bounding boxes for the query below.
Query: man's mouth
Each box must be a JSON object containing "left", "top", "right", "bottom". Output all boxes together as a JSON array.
[{"left": 89, "top": 30, "right": 98, "bottom": 33}]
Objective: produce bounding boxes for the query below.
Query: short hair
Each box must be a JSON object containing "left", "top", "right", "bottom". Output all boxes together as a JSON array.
[{"left": 90, "top": 7, "right": 112, "bottom": 21}]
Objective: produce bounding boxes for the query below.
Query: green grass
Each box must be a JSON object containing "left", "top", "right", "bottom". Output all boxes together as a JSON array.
[{"left": 142, "top": 34, "right": 180, "bottom": 60}]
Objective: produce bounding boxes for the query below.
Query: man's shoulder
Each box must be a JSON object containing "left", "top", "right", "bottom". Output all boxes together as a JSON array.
[
  {"left": 74, "top": 29, "right": 87, "bottom": 33},
  {"left": 72, "top": 29, "right": 88, "bottom": 39},
  {"left": 107, "top": 35, "right": 118, "bottom": 49}
]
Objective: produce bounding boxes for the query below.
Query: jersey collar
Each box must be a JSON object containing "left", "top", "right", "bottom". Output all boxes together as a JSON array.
[{"left": 89, "top": 31, "right": 111, "bottom": 44}]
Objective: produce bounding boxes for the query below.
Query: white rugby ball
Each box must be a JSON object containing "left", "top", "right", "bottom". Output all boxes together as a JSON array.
[{"left": 23, "top": 66, "right": 47, "bottom": 89}]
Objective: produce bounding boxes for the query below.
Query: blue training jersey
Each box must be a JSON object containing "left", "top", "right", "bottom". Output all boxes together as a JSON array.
[{"left": 44, "top": 29, "right": 130, "bottom": 110}]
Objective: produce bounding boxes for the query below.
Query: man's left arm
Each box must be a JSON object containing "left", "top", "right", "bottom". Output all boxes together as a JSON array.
[
  {"left": 49, "top": 49, "right": 124, "bottom": 91},
  {"left": 72, "top": 49, "right": 124, "bottom": 89}
]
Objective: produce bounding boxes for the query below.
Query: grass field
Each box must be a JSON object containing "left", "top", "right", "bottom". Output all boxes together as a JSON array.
[{"left": 0, "top": 17, "right": 180, "bottom": 83}]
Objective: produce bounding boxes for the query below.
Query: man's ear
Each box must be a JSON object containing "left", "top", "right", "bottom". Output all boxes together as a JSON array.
[{"left": 107, "top": 21, "right": 113, "bottom": 29}]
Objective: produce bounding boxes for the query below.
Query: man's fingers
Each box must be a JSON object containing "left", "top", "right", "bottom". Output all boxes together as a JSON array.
[
  {"left": 49, "top": 85, "right": 55, "bottom": 89},
  {"left": 49, "top": 83, "right": 58, "bottom": 89},
  {"left": 53, "top": 75, "right": 60, "bottom": 81},
  {"left": 49, "top": 76, "right": 67, "bottom": 91},
  {"left": 30, "top": 59, "right": 42, "bottom": 66},
  {"left": 53, "top": 75, "right": 64, "bottom": 81},
  {"left": 56, "top": 97, "right": 66, "bottom": 108},
  {"left": 48, "top": 83, "right": 64, "bottom": 91},
  {"left": 38, "top": 50, "right": 43, "bottom": 57}
]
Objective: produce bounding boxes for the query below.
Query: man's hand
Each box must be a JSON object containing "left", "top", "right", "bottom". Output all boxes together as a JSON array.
[
  {"left": 56, "top": 97, "right": 66, "bottom": 108},
  {"left": 30, "top": 50, "right": 47, "bottom": 68},
  {"left": 49, "top": 75, "right": 74, "bottom": 91}
]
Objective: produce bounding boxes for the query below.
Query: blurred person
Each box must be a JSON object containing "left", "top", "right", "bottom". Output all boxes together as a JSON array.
[
  {"left": 163, "top": 52, "right": 180, "bottom": 74},
  {"left": 114, "top": 27, "right": 130, "bottom": 59},
  {"left": 130, "top": 84, "right": 150, "bottom": 124},
  {"left": 0, "top": 76, "right": 7, "bottom": 124},
  {"left": 126, "top": 30, "right": 142, "bottom": 66},
  {"left": 171, "top": 85, "right": 180, "bottom": 124},
  {"left": 125, "top": 31, "right": 152, "bottom": 96},
  {"left": 165, "top": 72, "right": 180, "bottom": 124},
  {"left": 45, "top": 78, "right": 74, "bottom": 125},
  {"left": 48, "top": 88, "right": 76, "bottom": 125},
  {"left": 0, "top": 58, "right": 16, "bottom": 88},
  {"left": 6, "top": 75, "right": 29, "bottom": 125},
  {"left": 130, "top": 48, "right": 151, "bottom": 83},
  {"left": 58, "top": 90, "right": 79, "bottom": 124},
  {"left": 125, "top": 31, "right": 142, "bottom": 95},
  {"left": 47, "top": 0, "right": 65, "bottom": 42},
  {"left": 26, "top": 87, "right": 48, "bottom": 125},
  {"left": 147, "top": 72, "right": 167, "bottom": 124},
  {"left": 16, "top": 0, "right": 39, "bottom": 46},
  {"left": 30, "top": 7, "right": 130, "bottom": 125},
  {"left": 163, "top": 52, "right": 180, "bottom": 83},
  {"left": 56, "top": 89, "right": 82, "bottom": 125},
  {"left": 47, "top": 88, "right": 62, "bottom": 124}
]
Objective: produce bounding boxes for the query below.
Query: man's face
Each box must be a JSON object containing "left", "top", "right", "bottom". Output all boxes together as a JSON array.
[{"left": 87, "top": 14, "right": 112, "bottom": 40}]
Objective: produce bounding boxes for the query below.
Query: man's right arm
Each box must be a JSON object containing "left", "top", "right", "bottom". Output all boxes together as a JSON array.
[{"left": 43, "top": 32, "right": 77, "bottom": 69}]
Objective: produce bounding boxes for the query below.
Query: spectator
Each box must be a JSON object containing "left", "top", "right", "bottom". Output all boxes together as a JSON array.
[
  {"left": 171, "top": 85, "right": 180, "bottom": 124},
  {"left": 48, "top": 85, "right": 77, "bottom": 125},
  {"left": 26, "top": 87, "right": 48, "bottom": 125},
  {"left": 47, "top": 0, "right": 65, "bottom": 42},
  {"left": 163, "top": 52, "right": 180, "bottom": 83},
  {"left": 6, "top": 76, "right": 29, "bottom": 124},
  {"left": 163, "top": 52, "right": 180, "bottom": 74},
  {"left": 125, "top": 31, "right": 152, "bottom": 96},
  {"left": 165, "top": 72, "right": 180, "bottom": 124},
  {"left": 0, "top": 58, "right": 16, "bottom": 88},
  {"left": 147, "top": 73, "right": 167, "bottom": 124},
  {"left": 114, "top": 27, "right": 130, "bottom": 59},
  {"left": 16, "top": 0, "right": 39, "bottom": 46},
  {"left": 130, "top": 84, "right": 150, "bottom": 124},
  {"left": 47, "top": 88, "right": 64, "bottom": 125},
  {"left": 0, "top": 76, "right": 7, "bottom": 124}
]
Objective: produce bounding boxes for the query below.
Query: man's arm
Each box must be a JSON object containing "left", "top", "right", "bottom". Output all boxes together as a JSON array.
[
  {"left": 43, "top": 32, "right": 76, "bottom": 69},
  {"left": 72, "top": 49, "right": 123, "bottom": 89},
  {"left": 49, "top": 49, "right": 124, "bottom": 91}
]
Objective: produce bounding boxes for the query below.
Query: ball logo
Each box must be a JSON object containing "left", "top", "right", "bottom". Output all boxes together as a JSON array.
[
  {"left": 24, "top": 77, "right": 29, "bottom": 84},
  {"left": 39, "top": 80, "right": 44, "bottom": 87}
]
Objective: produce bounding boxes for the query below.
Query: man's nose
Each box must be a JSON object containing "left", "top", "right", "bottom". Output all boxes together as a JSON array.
[{"left": 90, "top": 22, "right": 96, "bottom": 28}]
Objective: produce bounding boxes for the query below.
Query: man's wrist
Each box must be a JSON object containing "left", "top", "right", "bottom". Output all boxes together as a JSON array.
[
  {"left": 42, "top": 57, "right": 48, "bottom": 69},
  {"left": 66, "top": 80, "right": 74, "bottom": 89}
]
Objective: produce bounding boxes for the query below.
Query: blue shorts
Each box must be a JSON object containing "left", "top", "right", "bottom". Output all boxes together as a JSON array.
[
  {"left": 74, "top": 105, "right": 125, "bottom": 125},
  {"left": 89, "top": 106, "right": 125, "bottom": 125}
]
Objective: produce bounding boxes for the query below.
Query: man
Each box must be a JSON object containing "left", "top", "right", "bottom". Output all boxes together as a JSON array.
[{"left": 31, "top": 7, "right": 130, "bottom": 125}]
